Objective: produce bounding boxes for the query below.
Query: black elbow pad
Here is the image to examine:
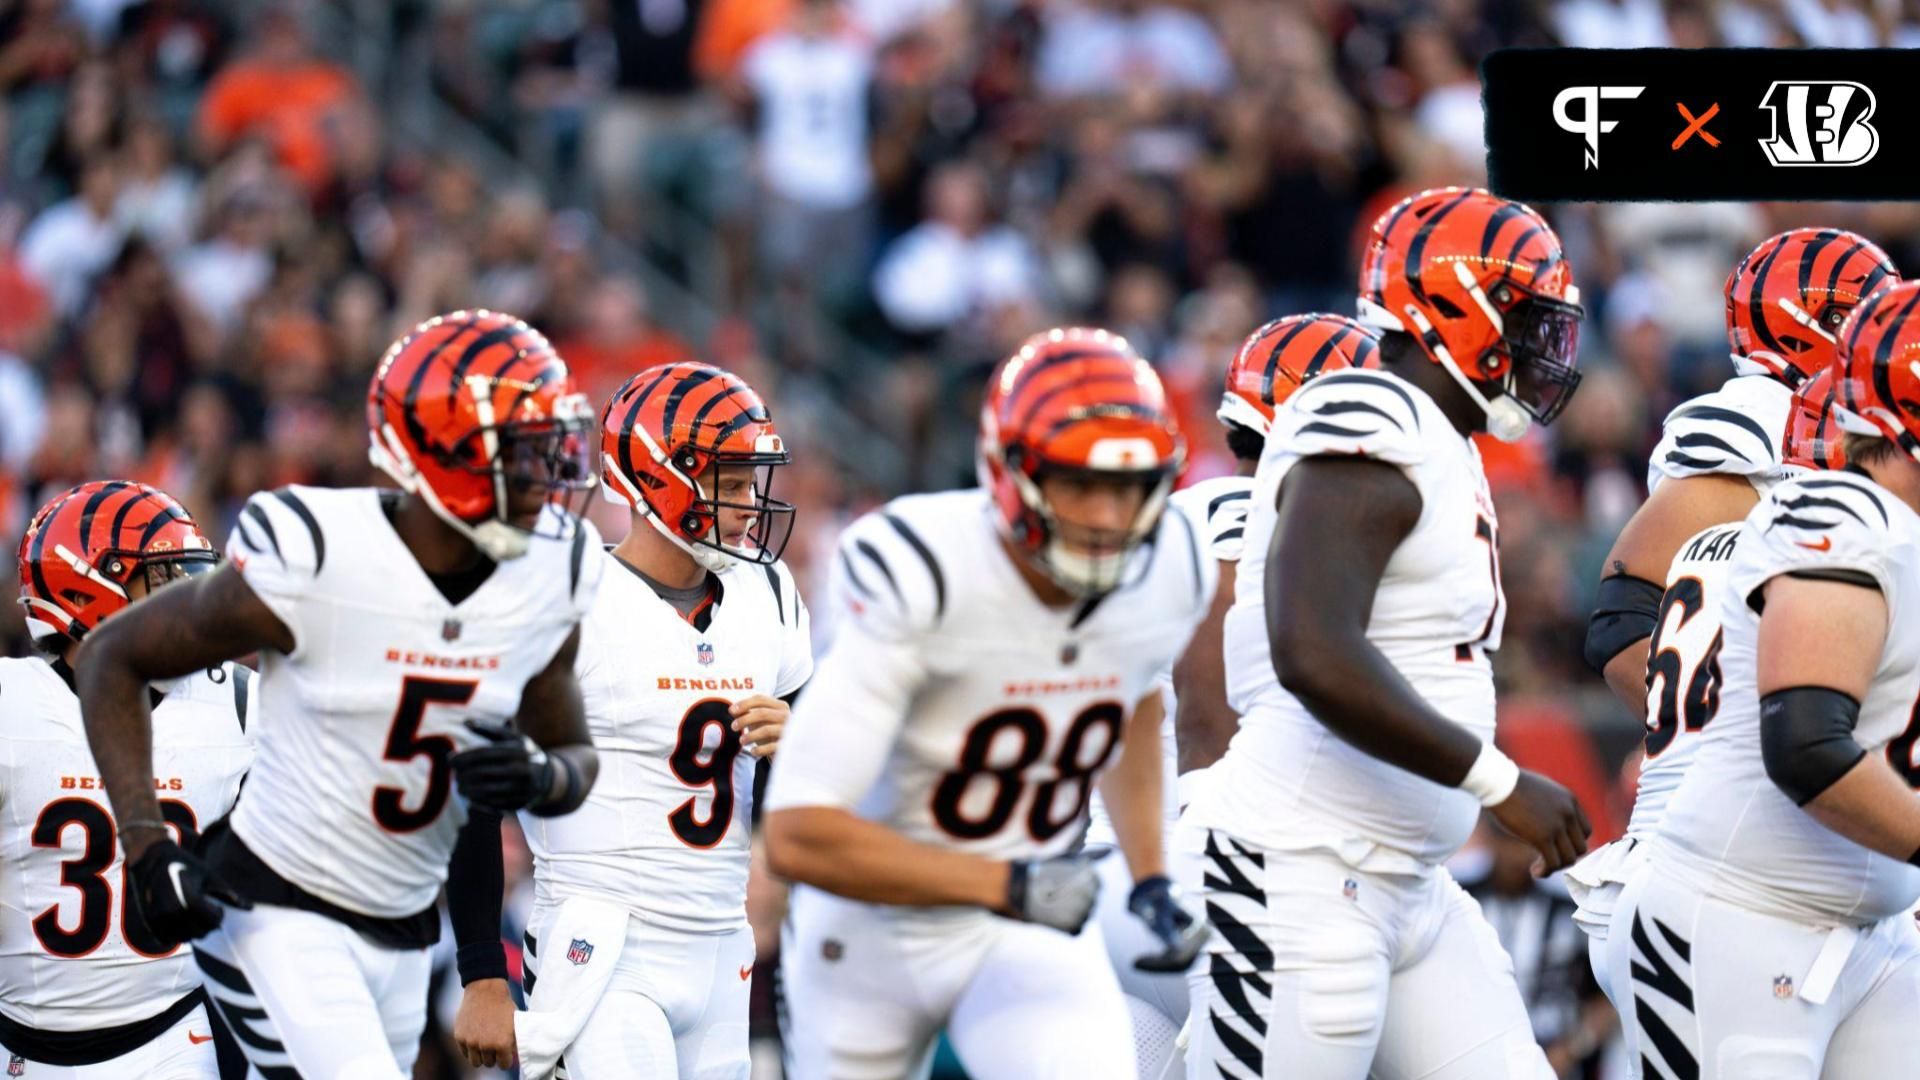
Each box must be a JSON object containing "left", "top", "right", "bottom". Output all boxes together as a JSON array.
[
  {"left": 1583, "top": 575, "right": 1665, "bottom": 675},
  {"left": 1760, "top": 686, "right": 1867, "bottom": 806}
]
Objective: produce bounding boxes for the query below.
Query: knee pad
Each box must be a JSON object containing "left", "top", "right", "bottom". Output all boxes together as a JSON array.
[
  {"left": 1716, "top": 1038, "right": 1821, "bottom": 1080},
  {"left": 1299, "top": 929, "right": 1387, "bottom": 1042}
]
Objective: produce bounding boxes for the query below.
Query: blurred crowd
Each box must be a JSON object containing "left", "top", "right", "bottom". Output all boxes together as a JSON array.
[{"left": 7, "top": 0, "right": 1920, "bottom": 1075}]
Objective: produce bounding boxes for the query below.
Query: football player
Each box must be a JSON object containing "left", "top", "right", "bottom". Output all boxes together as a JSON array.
[
  {"left": 445, "top": 362, "right": 811, "bottom": 1079},
  {"left": 1177, "top": 187, "right": 1591, "bottom": 1079},
  {"left": 74, "top": 311, "right": 605, "bottom": 1078},
  {"left": 0, "top": 483, "right": 251, "bottom": 1078},
  {"left": 1626, "top": 279, "right": 1920, "bottom": 1078},
  {"left": 1084, "top": 313, "right": 1378, "bottom": 1080},
  {"left": 764, "top": 329, "right": 1212, "bottom": 1080},
  {"left": 1570, "top": 230, "right": 1896, "bottom": 1031}
]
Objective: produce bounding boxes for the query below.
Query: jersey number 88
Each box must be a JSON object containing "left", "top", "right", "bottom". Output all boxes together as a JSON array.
[{"left": 931, "top": 702, "right": 1124, "bottom": 842}]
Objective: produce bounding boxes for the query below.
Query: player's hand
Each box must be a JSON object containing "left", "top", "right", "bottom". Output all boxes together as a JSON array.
[
  {"left": 453, "top": 721, "right": 558, "bottom": 812},
  {"left": 128, "top": 839, "right": 250, "bottom": 945},
  {"left": 1489, "top": 769, "right": 1592, "bottom": 876},
  {"left": 731, "top": 694, "right": 787, "bottom": 758},
  {"left": 1004, "top": 850, "right": 1102, "bottom": 934},
  {"left": 1128, "top": 875, "right": 1209, "bottom": 972},
  {"left": 454, "top": 978, "right": 518, "bottom": 1069}
]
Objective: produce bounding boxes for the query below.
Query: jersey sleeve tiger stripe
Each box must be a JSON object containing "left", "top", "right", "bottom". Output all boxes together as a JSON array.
[
  {"left": 1649, "top": 394, "right": 1781, "bottom": 486},
  {"left": 1202, "top": 487, "right": 1251, "bottom": 562},
  {"left": 1733, "top": 473, "right": 1896, "bottom": 612},
  {"left": 1274, "top": 370, "right": 1427, "bottom": 468},
  {"left": 225, "top": 486, "right": 328, "bottom": 653},
  {"left": 824, "top": 501, "right": 949, "bottom": 640}
]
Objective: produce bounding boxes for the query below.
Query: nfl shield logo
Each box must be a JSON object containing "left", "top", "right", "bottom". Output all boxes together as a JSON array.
[
  {"left": 697, "top": 642, "right": 714, "bottom": 666},
  {"left": 568, "top": 938, "right": 593, "bottom": 966},
  {"left": 442, "top": 619, "right": 462, "bottom": 642},
  {"left": 1773, "top": 974, "right": 1794, "bottom": 1000},
  {"left": 1342, "top": 878, "right": 1359, "bottom": 902},
  {"left": 9, "top": 1053, "right": 25, "bottom": 1075}
]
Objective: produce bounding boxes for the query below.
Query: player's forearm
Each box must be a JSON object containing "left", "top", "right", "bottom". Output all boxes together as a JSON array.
[
  {"left": 446, "top": 807, "right": 510, "bottom": 984},
  {"left": 1172, "top": 578, "right": 1237, "bottom": 773},
  {"left": 1601, "top": 639, "right": 1652, "bottom": 722},
  {"left": 541, "top": 745, "right": 598, "bottom": 814},
  {"left": 1096, "top": 737, "right": 1165, "bottom": 881},
  {"left": 73, "top": 633, "right": 166, "bottom": 858},
  {"left": 1802, "top": 755, "right": 1920, "bottom": 864},
  {"left": 764, "top": 807, "right": 1009, "bottom": 910},
  {"left": 1273, "top": 623, "right": 1482, "bottom": 788}
]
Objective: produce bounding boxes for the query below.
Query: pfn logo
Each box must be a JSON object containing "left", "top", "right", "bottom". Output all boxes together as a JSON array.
[
  {"left": 1552, "top": 86, "right": 1645, "bottom": 169},
  {"left": 1758, "top": 81, "right": 1878, "bottom": 167}
]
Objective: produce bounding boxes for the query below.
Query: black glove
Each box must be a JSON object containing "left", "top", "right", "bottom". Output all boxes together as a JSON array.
[
  {"left": 129, "top": 839, "right": 250, "bottom": 946},
  {"left": 1004, "top": 850, "right": 1103, "bottom": 934},
  {"left": 452, "top": 722, "right": 582, "bottom": 815},
  {"left": 1128, "top": 874, "right": 1208, "bottom": 972}
]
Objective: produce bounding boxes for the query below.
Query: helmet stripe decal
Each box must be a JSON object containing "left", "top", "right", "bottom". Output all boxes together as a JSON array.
[
  {"left": 1478, "top": 201, "right": 1527, "bottom": 262},
  {"left": 105, "top": 489, "right": 149, "bottom": 556},
  {"left": 1258, "top": 319, "right": 1317, "bottom": 405},
  {"left": 1405, "top": 189, "right": 1474, "bottom": 307},
  {"left": 660, "top": 368, "right": 719, "bottom": 437},
  {"left": 710, "top": 405, "right": 772, "bottom": 449},
  {"left": 136, "top": 502, "right": 191, "bottom": 550},
  {"left": 1859, "top": 259, "right": 1896, "bottom": 302},
  {"left": 1367, "top": 196, "right": 1420, "bottom": 300},
  {"left": 1015, "top": 372, "right": 1143, "bottom": 437},
  {"left": 1038, "top": 402, "right": 1167, "bottom": 445},
  {"left": 1798, "top": 229, "right": 1843, "bottom": 303},
  {"left": 400, "top": 312, "right": 484, "bottom": 449},
  {"left": 1747, "top": 237, "right": 1791, "bottom": 357},
  {"left": 1502, "top": 223, "right": 1545, "bottom": 270},
  {"left": 1302, "top": 323, "right": 1361, "bottom": 382},
  {"left": 26, "top": 490, "right": 78, "bottom": 619},
  {"left": 616, "top": 365, "right": 683, "bottom": 485},
  {"left": 1005, "top": 348, "right": 1108, "bottom": 410},
  {"left": 1870, "top": 287, "right": 1920, "bottom": 415},
  {"left": 688, "top": 384, "right": 746, "bottom": 434},
  {"left": 78, "top": 481, "right": 133, "bottom": 555}
]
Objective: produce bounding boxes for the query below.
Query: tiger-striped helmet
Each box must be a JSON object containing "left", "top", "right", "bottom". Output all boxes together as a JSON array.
[
  {"left": 1358, "top": 187, "right": 1584, "bottom": 443},
  {"left": 17, "top": 481, "right": 216, "bottom": 647},
  {"left": 1784, "top": 365, "right": 1845, "bottom": 471},
  {"left": 367, "top": 310, "right": 597, "bottom": 561},
  {"left": 979, "top": 328, "right": 1184, "bottom": 596},
  {"left": 1725, "top": 228, "right": 1898, "bottom": 389},
  {"left": 601, "top": 361, "right": 794, "bottom": 571},
  {"left": 1221, "top": 314, "right": 1380, "bottom": 437},
  {"left": 1834, "top": 280, "right": 1920, "bottom": 460}
]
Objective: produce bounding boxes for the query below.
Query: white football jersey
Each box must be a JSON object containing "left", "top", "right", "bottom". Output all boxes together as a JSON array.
[
  {"left": 523, "top": 554, "right": 811, "bottom": 933},
  {"left": 0, "top": 658, "right": 252, "bottom": 1031},
  {"left": 1659, "top": 471, "right": 1920, "bottom": 924},
  {"left": 765, "top": 489, "right": 1214, "bottom": 868},
  {"left": 1628, "top": 522, "right": 1740, "bottom": 841},
  {"left": 1086, "top": 475, "right": 1250, "bottom": 846},
  {"left": 1190, "top": 368, "right": 1504, "bottom": 868},
  {"left": 225, "top": 486, "right": 601, "bottom": 919},
  {"left": 1646, "top": 373, "right": 1794, "bottom": 495}
]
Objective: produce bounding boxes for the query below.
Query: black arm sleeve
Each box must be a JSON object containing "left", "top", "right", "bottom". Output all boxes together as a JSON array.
[
  {"left": 1584, "top": 574, "right": 1665, "bottom": 674},
  {"left": 1760, "top": 686, "right": 1867, "bottom": 806},
  {"left": 445, "top": 807, "right": 509, "bottom": 985}
]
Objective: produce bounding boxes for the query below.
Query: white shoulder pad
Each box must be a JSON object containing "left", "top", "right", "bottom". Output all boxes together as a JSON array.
[
  {"left": 1274, "top": 370, "right": 1428, "bottom": 468},
  {"left": 1172, "top": 477, "right": 1254, "bottom": 563},
  {"left": 1649, "top": 378, "right": 1790, "bottom": 487},
  {"left": 1731, "top": 474, "right": 1897, "bottom": 609},
  {"left": 828, "top": 500, "right": 950, "bottom": 638}
]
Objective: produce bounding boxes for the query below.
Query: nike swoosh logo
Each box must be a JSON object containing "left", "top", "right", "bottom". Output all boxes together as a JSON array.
[
  {"left": 1797, "top": 536, "right": 1833, "bottom": 552},
  {"left": 188, "top": 1032, "right": 215, "bottom": 1044},
  {"left": 168, "top": 862, "right": 192, "bottom": 908},
  {"left": 739, "top": 964, "right": 753, "bottom": 981}
]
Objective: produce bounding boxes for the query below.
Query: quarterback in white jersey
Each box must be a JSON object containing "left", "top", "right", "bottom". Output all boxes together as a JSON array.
[
  {"left": 449, "top": 362, "right": 811, "bottom": 1080},
  {"left": 1623, "top": 280, "right": 1920, "bottom": 1079},
  {"left": 1179, "top": 189, "right": 1591, "bottom": 1080},
  {"left": 2, "top": 482, "right": 250, "bottom": 1078},
  {"left": 1083, "top": 312, "right": 1379, "bottom": 1080},
  {"left": 765, "top": 329, "right": 1212, "bottom": 1080},
  {"left": 75, "top": 312, "right": 604, "bottom": 1080}
]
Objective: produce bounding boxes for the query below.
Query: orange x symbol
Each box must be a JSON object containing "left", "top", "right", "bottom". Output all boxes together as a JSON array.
[{"left": 1673, "top": 102, "right": 1720, "bottom": 149}]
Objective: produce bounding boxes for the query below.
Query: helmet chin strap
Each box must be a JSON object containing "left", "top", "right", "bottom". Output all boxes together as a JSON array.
[
  {"left": 601, "top": 450, "right": 738, "bottom": 574},
  {"left": 1400, "top": 304, "right": 1532, "bottom": 443}
]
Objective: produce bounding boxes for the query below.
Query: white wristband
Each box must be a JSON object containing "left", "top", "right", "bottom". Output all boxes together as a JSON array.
[{"left": 1460, "top": 743, "right": 1520, "bottom": 806}]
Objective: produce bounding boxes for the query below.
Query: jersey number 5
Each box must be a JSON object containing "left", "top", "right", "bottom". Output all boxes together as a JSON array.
[
  {"left": 32, "top": 798, "right": 197, "bottom": 958},
  {"left": 931, "top": 703, "right": 1124, "bottom": 842},
  {"left": 374, "top": 676, "right": 478, "bottom": 832}
]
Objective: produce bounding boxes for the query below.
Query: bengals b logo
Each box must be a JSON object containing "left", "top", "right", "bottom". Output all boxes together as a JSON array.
[{"left": 1758, "top": 81, "right": 1879, "bottom": 167}]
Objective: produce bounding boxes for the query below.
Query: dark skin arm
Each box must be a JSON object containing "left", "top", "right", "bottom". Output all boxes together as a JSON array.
[
  {"left": 1173, "top": 558, "right": 1239, "bottom": 774},
  {"left": 76, "top": 565, "right": 292, "bottom": 861},
  {"left": 1270, "top": 458, "right": 1589, "bottom": 871},
  {"left": 1598, "top": 473, "right": 1758, "bottom": 718},
  {"left": 512, "top": 625, "right": 598, "bottom": 811}
]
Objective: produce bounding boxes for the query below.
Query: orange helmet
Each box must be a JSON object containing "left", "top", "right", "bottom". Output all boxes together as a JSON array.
[
  {"left": 367, "top": 310, "right": 596, "bottom": 561},
  {"left": 601, "top": 361, "right": 794, "bottom": 571},
  {"left": 1834, "top": 280, "right": 1920, "bottom": 459},
  {"left": 979, "top": 328, "right": 1185, "bottom": 596},
  {"left": 1725, "top": 228, "right": 1898, "bottom": 389},
  {"left": 1358, "top": 187, "right": 1584, "bottom": 443},
  {"left": 17, "top": 481, "right": 216, "bottom": 647},
  {"left": 1784, "top": 365, "right": 1846, "bottom": 471},
  {"left": 1220, "top": 313, "right": 1380, "bottom": 437}
]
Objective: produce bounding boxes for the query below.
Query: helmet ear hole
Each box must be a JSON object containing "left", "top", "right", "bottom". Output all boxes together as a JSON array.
[{"left": 681, "top": 511, "right": 707, "bottom": 536}]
